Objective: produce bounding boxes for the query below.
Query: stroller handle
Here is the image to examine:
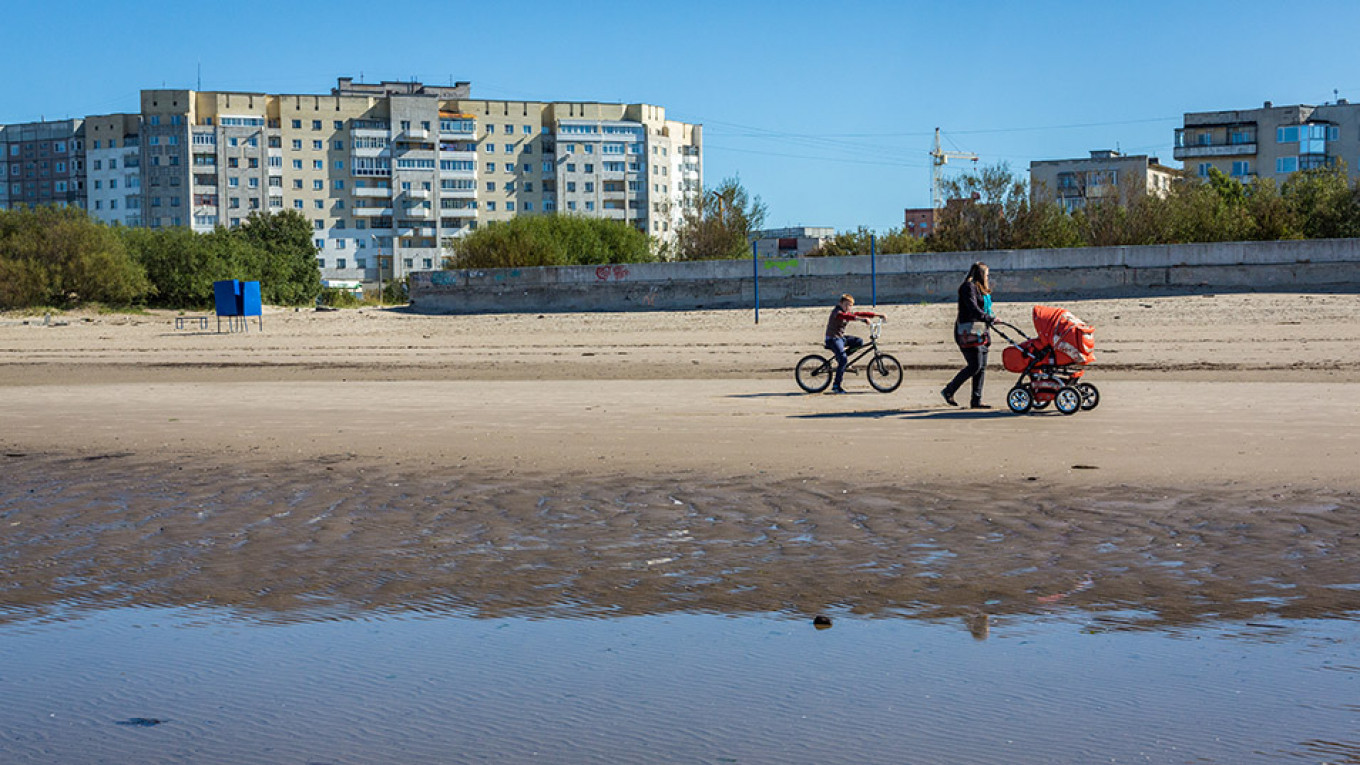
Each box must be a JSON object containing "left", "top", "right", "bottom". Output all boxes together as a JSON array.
[{"left": 989, "top": 320, "right": 1025, "bottom": 344}]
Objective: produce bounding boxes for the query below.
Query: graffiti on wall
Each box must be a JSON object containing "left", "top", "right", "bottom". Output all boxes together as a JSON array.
[
  {"left": 762, "top": 258, "right": 799, "bottom": 273},
  {"left": 596, "top": 265, "right": 630, "bottom": 281}
]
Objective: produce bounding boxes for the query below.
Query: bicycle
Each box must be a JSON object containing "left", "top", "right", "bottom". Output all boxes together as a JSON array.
[{"left": 795, "top": 320, "right": 903, "bottom": 393}]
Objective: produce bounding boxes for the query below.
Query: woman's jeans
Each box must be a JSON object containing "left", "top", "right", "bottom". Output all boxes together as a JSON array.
[{"left": 944, "top": 345, "right": 988, "bottom": 405}]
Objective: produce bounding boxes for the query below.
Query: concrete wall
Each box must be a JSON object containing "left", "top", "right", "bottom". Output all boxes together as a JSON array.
[{"left": 408, "top": 238, "right": 1360, "bottom": 314}]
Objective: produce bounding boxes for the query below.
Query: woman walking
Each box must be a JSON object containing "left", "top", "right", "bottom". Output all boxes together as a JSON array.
[{"left": 941, "top": 262, "right": 995, "bottom": 409}]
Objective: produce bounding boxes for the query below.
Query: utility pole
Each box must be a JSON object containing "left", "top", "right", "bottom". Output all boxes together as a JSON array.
[{"left": 930, "top": 127, "right": 978, "bottom": 210}]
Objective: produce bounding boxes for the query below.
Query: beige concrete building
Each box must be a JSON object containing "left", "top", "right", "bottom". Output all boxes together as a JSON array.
[
  {"left": 1175, "top": 100, "right": 1360, "bottom": 185},
  {"left": 132, "top": 79, "right": 702, "bottom": 287},
  {"left": 1030, "top": 150, "right": 1178, "bottom": 212}
]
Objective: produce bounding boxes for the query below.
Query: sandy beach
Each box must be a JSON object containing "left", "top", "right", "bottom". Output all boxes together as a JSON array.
[{"left": 2, "top": 292, "right": 1358, "bottom": 625}]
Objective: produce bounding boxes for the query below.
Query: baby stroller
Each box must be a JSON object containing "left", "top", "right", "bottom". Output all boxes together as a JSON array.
[{"left": 991, "top": 306, "right": 1098, "bottom": 415}]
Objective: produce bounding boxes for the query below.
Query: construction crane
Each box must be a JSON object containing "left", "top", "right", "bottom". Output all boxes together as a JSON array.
[{"left": 931, "top": 127, "right": 978, "bottom": 210}]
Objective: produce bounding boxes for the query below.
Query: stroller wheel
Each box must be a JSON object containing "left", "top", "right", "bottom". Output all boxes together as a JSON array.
[
  {"left": 1077, "top": 382, "right": 1100, "bottom": 410},
  {"left": 1006, "top": 386, "right": 1033, "bottom": 414},
  {"left": 1054, "top": 386, "right": 1082, "bottom": 415}
]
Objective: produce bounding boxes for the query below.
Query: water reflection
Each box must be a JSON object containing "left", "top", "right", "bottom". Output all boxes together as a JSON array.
[{"left": 1, "top": 453, "right": 1358, "bottom": 629}]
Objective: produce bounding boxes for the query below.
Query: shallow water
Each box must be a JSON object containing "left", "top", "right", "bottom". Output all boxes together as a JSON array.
[
  {"left": 1, "top": 607, "right": 1357, "bottom": 764},
  {"left": 2, "top": 454, "right": 1358, "bottom": 762}
]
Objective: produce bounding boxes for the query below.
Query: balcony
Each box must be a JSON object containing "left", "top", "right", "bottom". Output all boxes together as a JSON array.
[
  {"left": 353, "top": 186, "right": 391, "bottom": 197},
  {"left": 406, "top": 188, "right": 431, "bottom": 199},
  {"left": 353, "top": 207, "right": 394, "bottom": 217},
  {"left": 1174, "top": 142, "right": 1256, "bottom": 160},
  {"left": 401, "top": 129, "right": 432, "bottom": 142},
  {"left": 405, "top": 207, "right": 433, "bottom": 218}
]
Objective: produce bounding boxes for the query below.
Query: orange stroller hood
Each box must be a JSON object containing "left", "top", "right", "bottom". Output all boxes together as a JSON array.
[{"left": 1033, "top": 306, "right": 1095, "bottom": 365}]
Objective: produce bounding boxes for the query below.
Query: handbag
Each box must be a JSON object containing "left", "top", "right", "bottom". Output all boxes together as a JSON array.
[{"left": 955, "top": 321, "right": 991, "bottom": 349}]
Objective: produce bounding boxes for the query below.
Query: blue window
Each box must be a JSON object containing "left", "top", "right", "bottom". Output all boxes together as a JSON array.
[{"left": 1276, "top": 157, "right": 1298, "bottom": 173}]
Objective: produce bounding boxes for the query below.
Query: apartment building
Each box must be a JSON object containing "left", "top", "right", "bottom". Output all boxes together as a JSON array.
[
  {"left": 1030, "top": 150, "right": 1178, "bottom": 212},
  {"left": 129, "top": 79, "right": 701, "bottom": 286},
  {"left": 2, "top": 78, "right": 703, "bottom": 288},
  {"left": 0, "top": 119, "right": 85, "bottom": 211},
  {"left": 84, "top": 113, "right": 142, "bottom": 227},
  {"left": 1175, "top": 100, "right": 1360, "bottom": 184}
]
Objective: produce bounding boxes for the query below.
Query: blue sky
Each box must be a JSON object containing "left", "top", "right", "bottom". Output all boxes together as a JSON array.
[{"left": 5, "top": 0, "right": 1360, "bottom": 232}]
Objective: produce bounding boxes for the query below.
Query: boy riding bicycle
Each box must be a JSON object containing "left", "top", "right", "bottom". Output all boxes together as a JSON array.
[{"left": 824, "top": 293, "right": 885, "bottom": 393}]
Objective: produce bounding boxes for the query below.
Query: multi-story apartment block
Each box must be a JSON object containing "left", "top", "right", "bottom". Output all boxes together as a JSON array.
[
  {"left": 1030, "top": 150, "right": 1178, "bottom": 212},
  {"left": 0, "top": 119, "right": 85, "bottom": 211},
  {"left": 1175, "top": 100, "right": 1360, "bottom": 184},
  {"left": 128, "top": 79, "right": 701, "bottom": 286},
  {"left": 3, "top": 78, "right": 702, "bottom": 289},
  {"left": 84, "top": 114, "right": 142, "bottom": 227}
]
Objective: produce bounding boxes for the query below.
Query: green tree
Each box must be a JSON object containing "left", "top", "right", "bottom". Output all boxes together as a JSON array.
[
  {"left": 805, "top": 226, "right": 925, "bottom": 257},
  {"left": 928, "top": 162, "right": 1032, "bottom": 251},
  {"left": 445, "top": 214, "right": 655, "bottom": 269},
  {"left": 235, "top": 210, "right": 322, "bottom": 305},
  {"left": 673, "top": 176, "right": 767, "bottom": 260},
  {"left": 0, "top": 206, "right": 149, "bottom": 308},
  {"left": 1281, "top": 163, "right": 1360, "bottom": 239}
]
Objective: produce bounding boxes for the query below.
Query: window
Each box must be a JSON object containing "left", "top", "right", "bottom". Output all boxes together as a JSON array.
[
  {"left": 228, "top": 177, "right": 240, "bottom": 187},
  {"left": 293, "top": 179, "right": 303, "bottom": 189},
  {"left": 1231, "top": 160, "right": 1251, "bottom": 176},
  {"left": 486, "top": 181, "right": 496, "bottom": 191},
  {"left": 1277, "top": 126, "right": 1299, "bottom": 143},
  {"left": 486, "top": 124, "right": 495, "bottom": 134},
  {"left": 523, "top": 202, "right": 533, "bottom": 212},
  {"left": 334, "top": 179, "right": 345, "bottom": 190},
  {"left": 335, "top": 239, "right": 346, "bottom": 249},
  {"left": 566, "top": 181, "right": 576, "bottom": 192},
  {"left": 567, "top": 163, "right": 576, "bottom": 172},
  {"left": 313, "top": 140, "right": 324, "bottom": 150},
  {"left": 504, "top": 163, "right": 514, "bottom": 173},
  {"left": 543, "top": 161, "right": 553, "bottom": 173},
  {"left": 314, "top": 160, "right": 324, "bottom": 170},
  {"left": 292, "top": 119, "right": 302, "bottom": 129},
  {"left": 293, "top": 159, "right": 303, "bottom": 169},
  {"left": 294, "top": 199, "right": 304, "bottom": 209},
  {"left": 1276, "top": 157, "right": 1298, "bottom": 173},
  {"left": 333, "top": 140, "right": 344, "bottom": 150},
  {"left": 315, "top": 219, "right": 325, "bottom": 230},
  {"left": 486, "top": 201, "right": 496, "bottom": 211},
  {"left": 504, "top": 144, "right": 515, "bottom": 153},
  {"left": 312, "top": 120, "right": 322, "bottom": 130},
  {"left": 584, "top": 182, "right": 594, "bottom": 192},
  {"left": 585, "top": 201, "right": 595, "bottom": 211},
  {"left": 585, "top": 164, "right": 594, "bottom": 173},
  {"left": 248, "top": 178, "right": 259, "bottom": 188},
  {"left": 485, "top": 143, "right": 496, "bottom": 153},
  {"left": 314, "top": 180, "right": 324, "bottom": 190},
  {"left": 567, "top": 201, "right": 577, "bottom": 211},
  {"left": 334, "top": 121, "right": 344, "bottom": 130},
  {"left": 315, "top": 200, "right": 324, "bottom": 208}
]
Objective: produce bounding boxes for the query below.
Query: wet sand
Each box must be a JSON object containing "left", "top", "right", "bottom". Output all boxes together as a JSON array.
[{"left": 2, "top": 293, "right": 1359, "bottom": 625}]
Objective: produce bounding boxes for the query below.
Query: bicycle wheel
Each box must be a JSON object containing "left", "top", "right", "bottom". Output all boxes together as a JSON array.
[
  {"left": 866, "top": 353, "right": 903, "bottom": 392},
  {"left": 795, "top": 354, "right": 833, "bottom": 393}
]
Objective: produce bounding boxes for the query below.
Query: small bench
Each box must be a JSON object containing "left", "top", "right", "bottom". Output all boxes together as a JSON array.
[{"left": 175, "top": 316, "right": 210, "bottom": 330}]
